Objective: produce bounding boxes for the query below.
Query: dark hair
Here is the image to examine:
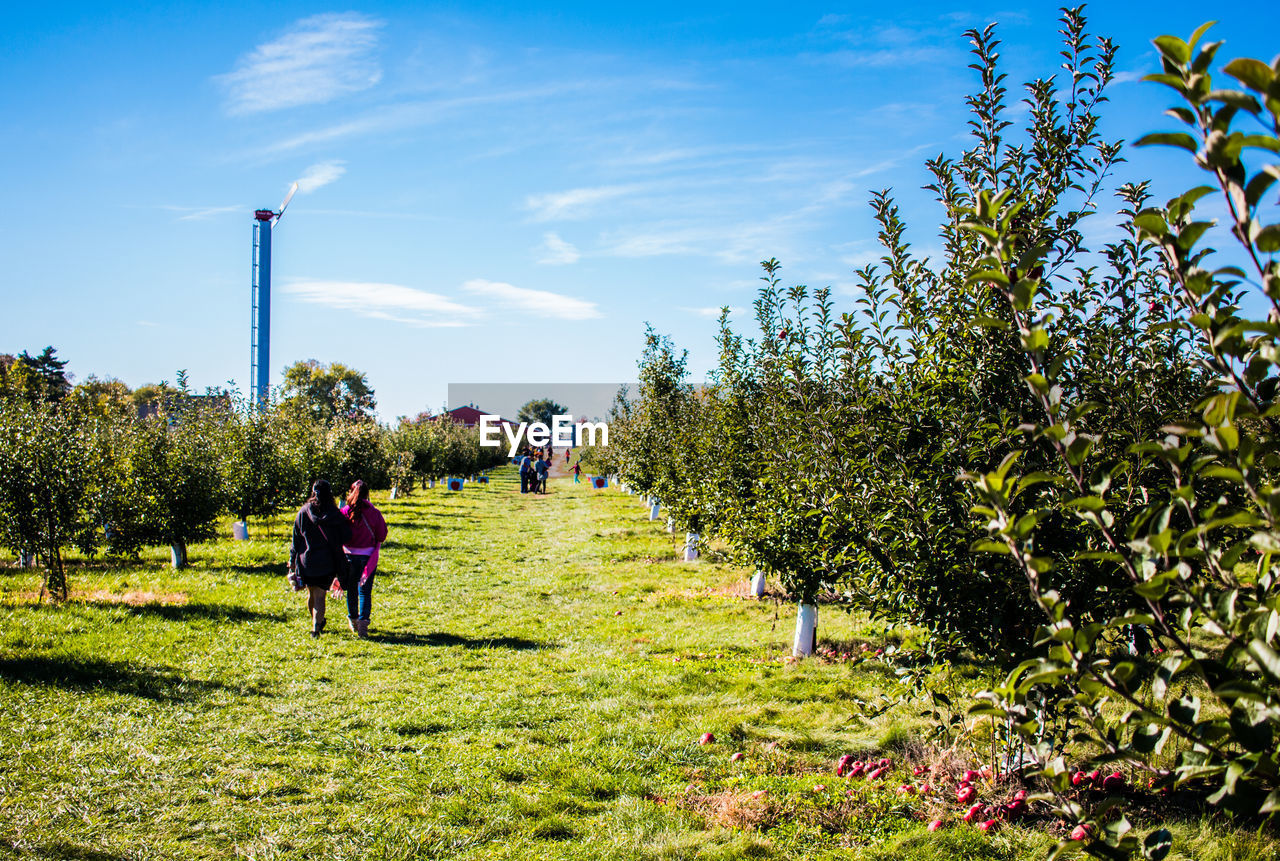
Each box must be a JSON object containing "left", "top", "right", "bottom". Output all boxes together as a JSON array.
[
  {"left": 309, "top": 479, "right": 336, "bottom": 509},
  {"left": 346, "top": 479, "right": 369, "bottom": 517}
]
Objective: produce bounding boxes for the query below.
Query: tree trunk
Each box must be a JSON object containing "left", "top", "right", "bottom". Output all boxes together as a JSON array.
[
  {"left": 793, "top": 603, "right": 817, "bottom": 657},
  {"left": 42, "top": 546, "right": 68, "bottom": 603}
]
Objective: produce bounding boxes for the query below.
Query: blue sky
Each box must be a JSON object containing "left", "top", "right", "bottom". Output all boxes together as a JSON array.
[{"left": 1, "top": 2, "right": 1273, "bottom": 421}]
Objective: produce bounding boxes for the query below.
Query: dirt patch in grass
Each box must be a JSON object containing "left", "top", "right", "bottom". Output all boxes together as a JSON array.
[
  {"left": 681, "top": 789, "right": 775, "bottom": 831},
  {"left": 0, "top": 588, "right": 190, "bottom": 606}
]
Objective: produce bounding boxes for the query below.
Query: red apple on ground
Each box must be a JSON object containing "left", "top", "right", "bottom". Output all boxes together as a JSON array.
[
  {"left": 731, "top": 752, "right": 744, "bottom": 762},
  {"left": 963, "top": 803, "right": 985, "bottom": 823},
  {"left": 1070, "top": 823, "right": 1093, "bottom": 841},
  {"left": 977, "top": 819, "right": 997, "bottom": 833},
  {"left": 699, "top": 732, "right": 715, "bottom": 745},
  {"left": 927, "top": 819, "right": 945, "bottom": 832},
  {"left": 1103, "top": 772, "right": 1125, "bottom": 792},
  {"left": 957, "top": 784, "right": 977, "bottom": 804}
]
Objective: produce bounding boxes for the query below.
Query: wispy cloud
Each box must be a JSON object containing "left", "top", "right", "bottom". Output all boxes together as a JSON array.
[
  {"left": 537, "top": 233, "right": 580, "bottom": 265},
  {"left": 597, "top": 215, "right": 811, "bottom": 266},
  {"left": 297, "top": 160, "right": 346, "bottom": 192},
  {"left": 525, "top": 184, "right": 638, "bottom": 221},
  {"left": 462, "top": 279, "right": 601, "bottom": 320},
  {"left": 261, "top": 81, "right": 607, "bottom": 155},
  {"left": 681, "top": 306, "right": 743, "bottom": 318},
  {"left": 804, "top": 19, "right": 956, "bottom": 69},
  {"left": 161, "top": 204, "right": 243, "bottom": 221},
  {"left": 283, "top": 279, "right": 479, "bottom": 327},
  {"left": 217, "top": 13, "right": 383, "bottom": 115},
  {"left": 1112, "top": 68, "right": 1152, "bottom": 85}
]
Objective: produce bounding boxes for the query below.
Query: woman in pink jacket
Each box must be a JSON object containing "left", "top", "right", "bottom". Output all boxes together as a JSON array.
[{"left": 340, "top": 479, "right": 389, "bottom": 638}]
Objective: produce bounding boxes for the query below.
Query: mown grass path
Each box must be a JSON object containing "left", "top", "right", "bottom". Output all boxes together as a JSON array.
[{"left": 3, "top": 469, "right": 1262, "bottom": 860}]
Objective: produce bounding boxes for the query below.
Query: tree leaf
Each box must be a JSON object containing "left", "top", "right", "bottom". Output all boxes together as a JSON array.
[
  {"left": 1256, "top": 224, "right": 1280, "bottom": 254},
  {"left": 1136, "top": 132, "right": 1199, "bottom": 152},
  {"left": 1224, "top": 57, "right": 1274, "bottom": 92},
  {"left": 1144, "top": 828, "right": 1173, "bottom": 861},
  {"left": 1154, "top": 35, "right": 1190, "bottom": 65}
]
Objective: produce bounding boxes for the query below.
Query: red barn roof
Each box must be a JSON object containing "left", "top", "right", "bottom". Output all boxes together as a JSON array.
[{"left": 433, "top": 405, "right": 510, "bottom": 427}]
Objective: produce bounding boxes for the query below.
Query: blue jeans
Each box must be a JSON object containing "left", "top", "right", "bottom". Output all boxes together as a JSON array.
[{"left": 343, "top": 554, "right": 374, "bottom": 620}]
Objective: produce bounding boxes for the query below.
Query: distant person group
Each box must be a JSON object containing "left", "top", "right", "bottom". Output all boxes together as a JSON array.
[
  {"left": 287, "top": 478, "right": 388, "bottom": 639},
  {"left": 519, "top": 449, "right": 552, "bottom": 494}
]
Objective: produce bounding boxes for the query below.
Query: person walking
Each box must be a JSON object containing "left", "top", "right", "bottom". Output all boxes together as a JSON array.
[
  {"left": 289, "top": 480, "right": 352, "bottom": 638},
  {"left": 519, "top": 450, "right": 532, "bottom": 493},
  {"left": 572, "top": 461, "right": 581, "bottom": 483},
  {"left": 535, "top": 454, "right": 550, "bottom": 494},
  {"left": 340, "top": 479, "right": 388, "bottom": 639}
]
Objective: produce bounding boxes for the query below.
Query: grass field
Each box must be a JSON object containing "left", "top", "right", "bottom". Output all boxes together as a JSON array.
[{"left": 1, "top": 468, "right": 1275, "bottom": 860}]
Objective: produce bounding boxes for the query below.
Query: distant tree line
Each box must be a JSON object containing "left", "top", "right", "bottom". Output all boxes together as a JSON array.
[{"left": 0, "top": 351, "right": 504, "bottom": 600}]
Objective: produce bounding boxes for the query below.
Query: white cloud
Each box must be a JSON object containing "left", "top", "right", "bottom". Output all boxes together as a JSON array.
[
  {"left": 597, "top": 221, "right": 786, "bottom": 265},
  {"left": 261, "top": 81, "right": 604, "bottom": 155},
  {"left": 217, "top": 13, "right": 383, "bottom": 115},
  {"left": 1112, "top": 69, "right": 1148, "bottom": 85},
  {"left": 681, "top": 306, "right": 743, "bottom": 318},
  {"left": 462, "top": 279, "right": 601, "bottom": 320},
  {"left": 525, "top": 184, "right": 637, "bottom": 221},
  {"left": 537, "top": 233, "right": 580, "bottom": 265},
  {"left": 297, "top": 160, "right": 346, "bottom": 193},
  {"left": 283, "top": 280, "right": 479, "bottom": 327},
  {"left": 161, "top": 204, "right": 242, "bottom": 221}
]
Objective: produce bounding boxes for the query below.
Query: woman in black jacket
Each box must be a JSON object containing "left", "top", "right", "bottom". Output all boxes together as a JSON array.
[{"left": 289, "top": 480, "right": 352, "bottom": 638}]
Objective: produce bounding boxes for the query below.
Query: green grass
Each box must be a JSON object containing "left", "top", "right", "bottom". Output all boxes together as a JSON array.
[{"left": 0, "top": 468, "right": 1274, "bottom": 860}]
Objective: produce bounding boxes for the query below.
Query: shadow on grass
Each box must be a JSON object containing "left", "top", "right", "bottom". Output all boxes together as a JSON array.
[
  {"left": 122, "top": 602, "right": 285, "bottom": 623},
  {"left": 371, "top": 631, "right": 554, "bottom": 650},
  {"left": 385, "top": 521, "right": 443, "bottom": 531},
  {"left": 0, "top": 655, "right": 271, "bottom": 701},
  {"left": 203, "top": 561, "right": 286, "bottom": 577}
]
